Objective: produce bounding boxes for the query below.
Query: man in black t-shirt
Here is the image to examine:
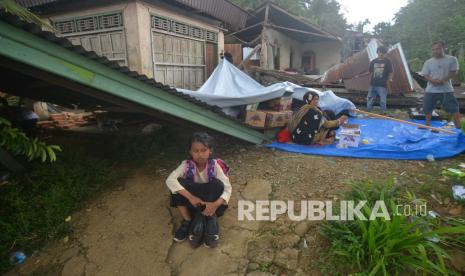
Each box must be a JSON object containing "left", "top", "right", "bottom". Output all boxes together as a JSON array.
[{"left": 366, "top": 46, "right": 393, "bottom": 114}]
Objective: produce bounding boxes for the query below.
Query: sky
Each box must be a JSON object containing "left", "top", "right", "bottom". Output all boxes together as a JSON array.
[{"left": 337, "top": 0, "right": 409, "bottom": 31}]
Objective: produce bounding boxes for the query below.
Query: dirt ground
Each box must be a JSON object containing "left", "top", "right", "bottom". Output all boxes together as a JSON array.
[{"left": 7, "top": 140, "right": 465, "bottom": 275}]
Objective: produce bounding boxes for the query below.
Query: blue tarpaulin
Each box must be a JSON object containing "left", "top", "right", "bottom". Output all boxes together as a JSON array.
[{"left": 266, "top": 118, "right": 465, "bottom": 160}]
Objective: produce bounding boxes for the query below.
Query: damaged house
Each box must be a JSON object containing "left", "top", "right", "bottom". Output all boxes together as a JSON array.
[
  {"left": 17, "top": 0, "right": 249, "bottom": 90},
  {"left": 226, "top": 2, "right": 342, "bottom": 75},
  {"left": 321, "top": 39, "right": 415, "bottom": 96},
  {"left": 18, "top": 0, "right": 344, "bottom": 89}
]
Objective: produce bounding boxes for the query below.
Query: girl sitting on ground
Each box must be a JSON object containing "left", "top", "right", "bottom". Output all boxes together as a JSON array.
[
  {"left": 165, "top": 132, "right": 231, "bottom": 248},
  {"left": 287, "top": 91, "right": 348, "bottom": 145}
]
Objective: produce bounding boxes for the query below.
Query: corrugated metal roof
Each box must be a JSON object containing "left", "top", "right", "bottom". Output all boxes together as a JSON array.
[
  {"left": 0, "top": 11, "right": 257, "bottom": 133},
  {"left": 14, "top": 0, "right": 60, "bottom": 8},
  {"left": 385, "top": 46, "right": 415, "bottom": 94},
  {"left": 321, "top": 39, "right": 414, "bottom": 95},
  {"left": 15, "top": 0, "right": 248, "bottom": 30},
  {"left": 232, "top": 2, "right": 340, "bottom": 44},
  {"left": 174, "top": 0, "right": 248, "bottom": 30},
  {"left": 366, "top": 39, "right": 379, "bottom": 61},
  {"left": 390, "top": 43, "right": 414, "bottom": 91}
]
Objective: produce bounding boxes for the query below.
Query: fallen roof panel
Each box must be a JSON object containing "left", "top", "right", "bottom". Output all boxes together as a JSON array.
[
  {"left": 321, "top": 39, "right": 414, "bottom": 95},
  {"left": 0, "top": 12, "right": 266, "bottom": 143}
]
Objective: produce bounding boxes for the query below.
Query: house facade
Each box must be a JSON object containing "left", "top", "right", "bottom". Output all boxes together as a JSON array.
[
  {"left": 229, "top": 2, "right": 342, "bottom": 75},
  {"left": 19, "top": 0, "right": 248, "bottom": 89}
]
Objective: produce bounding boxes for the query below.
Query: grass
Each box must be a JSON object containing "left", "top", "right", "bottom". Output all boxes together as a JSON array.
[
  {"left": 319, "top": 177, "right": 465, "bottom": 275},
  {"left": 259, "top": 261, "right": 272, "bottom": 272},
  {"left": 0, "top": 126, "right": 186, "bottom": 273},
  {"left": 0, "top": 128, "right": 188, "bottom": 273},
  {"left": 0, "top": 149, "right": 116, "bottom": 273}
]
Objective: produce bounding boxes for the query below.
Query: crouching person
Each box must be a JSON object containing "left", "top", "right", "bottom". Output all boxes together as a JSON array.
[
  {"left": 288, "top": 92, "right": 348, "bottom": 145},
  {"left": 166, "top": 132, "right": 231, "bottom": 248}
]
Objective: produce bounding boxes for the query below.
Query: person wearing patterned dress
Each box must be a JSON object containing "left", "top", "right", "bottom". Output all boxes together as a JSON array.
[{"left": 287, "top": 92, "right": 348, "bottom": 145}]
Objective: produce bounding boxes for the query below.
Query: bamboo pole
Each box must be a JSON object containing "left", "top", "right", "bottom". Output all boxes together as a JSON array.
[{"left": 355, "top": 109, "right": 456, "bottom": 134}]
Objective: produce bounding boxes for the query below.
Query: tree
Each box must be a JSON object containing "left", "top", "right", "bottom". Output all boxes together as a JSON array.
[
  {"left": 373, "top": 22, "right": 398, "bottom": 46},
  {"left": 374, "top": 0, "right": 465, "bottom": 62},
  {"left": 371, "top": 0, "right": 465, "bottom": 79},
  {"left": 300, "top": 0, "right": 348, "bottom": 36},
  {"left": 354, "top": 19, "right": 370, "bottom": 33},
  {"left": 0, "top": 2, "right": 59, "bottom": 165},
  {"left": 230, "top": 0, "right": 348, "bottom": 36}
]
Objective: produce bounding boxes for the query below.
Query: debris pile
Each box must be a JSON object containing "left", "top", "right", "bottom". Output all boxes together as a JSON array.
[
  {"left": 249, "top": 67, "right": 318, "bottom": 86},
  {"left": 37, "top": 112, "right": 96, "bottom": 129}
]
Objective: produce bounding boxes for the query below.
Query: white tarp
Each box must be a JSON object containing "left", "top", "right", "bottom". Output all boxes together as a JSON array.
[{"left": 178, "top": 60, "right": 355, "bottom": 115}]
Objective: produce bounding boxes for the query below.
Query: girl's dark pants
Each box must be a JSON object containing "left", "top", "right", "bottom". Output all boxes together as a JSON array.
[{"left": 170, "top": 177, "right": 228, "bottom": 217}]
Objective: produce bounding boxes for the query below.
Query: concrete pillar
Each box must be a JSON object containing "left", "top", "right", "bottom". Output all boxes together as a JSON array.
[
  {"left": 135, "top": 2, "right": 154, "bottom": 78},
  {"left": 217, "top": 31, "right": 224, "bottom": 58},
  {"left": 124, "top": 1, "right": 154, "bottom": 78},
  {"left": 123, "top": 3, "right": 141, "bottom": 73}
]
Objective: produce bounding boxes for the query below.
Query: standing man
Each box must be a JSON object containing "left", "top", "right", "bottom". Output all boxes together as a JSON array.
[
  {"left": 366, "top": 46, "right": 394, "bottom": 114},
  {"left": 421, "top": 40, "right": 461, "bottom": 128}
]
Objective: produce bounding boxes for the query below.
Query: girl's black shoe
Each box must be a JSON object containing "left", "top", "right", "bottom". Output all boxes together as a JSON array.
[
  {"left": 204, "top": 215, "right": 219, "bottom": 248},
  {"left": 189, "top": 209, "right": 206, "bottom": 248},
  {"left": 173, "top": 219, "right": 191, "bottom": 242}
]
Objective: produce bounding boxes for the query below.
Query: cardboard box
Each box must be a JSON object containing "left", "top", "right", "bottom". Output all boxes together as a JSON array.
[
  {"left": 338, "top": 124, "right": 361, "bottom": 147},
  {"left": 244, "top": 111, "right": 267, "bottom": 128},
  {"left": 263, "top": 95, "right": 293, "bottom": 111},
  {"left": 338, "top": 134, "right": 361, "bottom": 148},
  {"left": 264, "top": 110, "right": 293, "bottom": 128}
]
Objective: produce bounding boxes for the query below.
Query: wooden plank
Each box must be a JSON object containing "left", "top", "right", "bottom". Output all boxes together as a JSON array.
[
  {"left": 205, "top": 42, "right": 217, "bottom": 77},
  {"left": 260, "top": 26, "right": 268, "bottom": 69},
  {"left": 268, "top": 23, "right": 338, "bottom": 40},
  {"left": 264, "top": 2, "right": 270, "bottom": 23},
  {"left": 356, "top": 109, "right": 455, "bottom": 134},
  {"left": 224, "top": 43, "right": 242, "bottom": 66},
  {"left": 100, "top": 33, "right": 112, "bottom": 56},
  {"left": 152, "top": 32, "right": 206, "bottom": 89},
  {"left": 67, "top": 31, "right": 127, "bottom": 65}
]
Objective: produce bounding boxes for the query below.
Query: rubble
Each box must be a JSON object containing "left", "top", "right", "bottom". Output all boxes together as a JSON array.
[{"left": 38, "top": 112, "right": 96, "bottom": 130}]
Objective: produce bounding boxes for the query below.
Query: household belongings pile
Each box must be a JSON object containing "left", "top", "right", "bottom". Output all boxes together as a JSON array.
[
  {"left": 177, "top": 60, "right": 356, "bottom": 128},
  {"left": 266, "top": 118, "right": 465, "bottom": 160},
  {"left": 242, "top": 93, "right": 293, "bottom": 128},
  {"left": 337, "top": 124, "right": 361, "bottom": 148}
]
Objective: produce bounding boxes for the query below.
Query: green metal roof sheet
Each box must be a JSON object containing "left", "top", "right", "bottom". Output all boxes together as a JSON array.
[{"left": 0, "top": 12, "right": 266, "bottom": 144}]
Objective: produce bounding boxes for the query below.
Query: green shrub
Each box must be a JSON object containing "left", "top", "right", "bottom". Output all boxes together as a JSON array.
[
  {"left": 0, "top": 150, "right": 115, "bottom": 273},
  {"left": 0, "top": 117, "right": 61, "bottom": 162},
  {"left": 320, "top": 178, "right": 465, "bottom": 275}
]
